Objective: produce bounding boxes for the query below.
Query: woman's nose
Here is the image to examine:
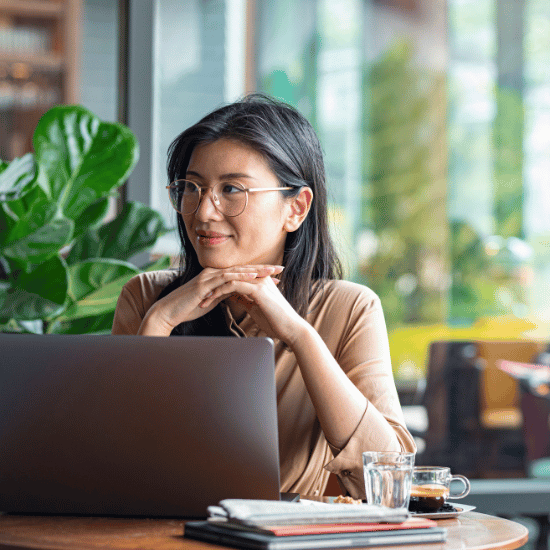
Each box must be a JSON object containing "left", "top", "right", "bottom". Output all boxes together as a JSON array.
[{"left": 194, "top": 187, "right": 223, "bottom": 220}]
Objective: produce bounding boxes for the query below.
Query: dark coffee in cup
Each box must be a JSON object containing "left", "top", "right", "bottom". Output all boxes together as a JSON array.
[{"left": 408, "top": 484, "right": 449, "bottom": 512}]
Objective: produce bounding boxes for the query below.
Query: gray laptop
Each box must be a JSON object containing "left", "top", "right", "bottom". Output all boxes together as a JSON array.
[{"left": 0, "top": 334, "right": 281, "bottom": 517}]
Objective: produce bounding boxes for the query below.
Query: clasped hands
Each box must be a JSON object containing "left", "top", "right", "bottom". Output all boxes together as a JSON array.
[{"left": 140, "top": 265, "right": 309, "bottom": 346}]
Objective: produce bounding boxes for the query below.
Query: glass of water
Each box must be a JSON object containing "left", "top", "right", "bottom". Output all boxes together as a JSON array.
[{"left": 363, "top": 451, "right": 415, "bottom": 510}]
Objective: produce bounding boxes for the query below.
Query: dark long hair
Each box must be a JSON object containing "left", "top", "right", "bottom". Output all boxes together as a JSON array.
[{"left": 161, "top": 93, "right": 342, "bottom": 335}]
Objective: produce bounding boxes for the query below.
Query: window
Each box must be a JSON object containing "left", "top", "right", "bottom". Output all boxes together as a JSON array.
[
  {"left": 256, "top": 0, "right": 550, "bottom": 380},
  {"left": 136, "top": 0, "right": 550, "bottom": 380}
]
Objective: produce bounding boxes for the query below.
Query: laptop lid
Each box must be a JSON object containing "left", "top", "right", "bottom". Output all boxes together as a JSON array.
[{"left": 0, "top": 334, "right": 281, "bottom": 517}]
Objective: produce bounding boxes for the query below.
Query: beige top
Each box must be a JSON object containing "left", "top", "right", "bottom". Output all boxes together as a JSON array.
[{"left": 111, "top": 270, "right": 416, "bottom": 499}]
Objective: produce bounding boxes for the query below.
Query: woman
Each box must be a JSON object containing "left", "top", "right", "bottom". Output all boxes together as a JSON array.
[{"left": 112, "top": 94, "right": 415, "bottom": 499}]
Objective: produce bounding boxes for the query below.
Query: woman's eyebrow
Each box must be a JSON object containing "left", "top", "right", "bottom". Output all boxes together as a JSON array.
[{"left": 186, "top": 170, "right": 255, "bottom": 180}]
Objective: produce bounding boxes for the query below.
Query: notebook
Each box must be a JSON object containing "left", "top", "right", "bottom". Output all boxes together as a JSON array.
[
  {"left": 0, "top": 334, "right": 281, "bottom": 517},
  {"left": 183, "top": 520, "right": 448, "bottom": 549}
]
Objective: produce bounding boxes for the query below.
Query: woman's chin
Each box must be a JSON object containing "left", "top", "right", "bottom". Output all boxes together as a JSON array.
[{"left": 198, "top": 258, "right": 235, "bottom": 269}]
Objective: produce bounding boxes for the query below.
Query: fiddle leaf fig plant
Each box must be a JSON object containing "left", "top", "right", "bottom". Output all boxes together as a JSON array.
[{"left": 0, "top": 105, "right": 172, "bottom": 335}]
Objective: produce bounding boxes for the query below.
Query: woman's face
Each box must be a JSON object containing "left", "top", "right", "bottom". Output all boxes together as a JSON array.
[{"left": 182, "top": 139, "right": 293, "bottom": 269}]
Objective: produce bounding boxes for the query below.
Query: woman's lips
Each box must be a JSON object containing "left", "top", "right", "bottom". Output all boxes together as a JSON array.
[{"left": 196, "top": 232, "right": 231, "bottom": 246}]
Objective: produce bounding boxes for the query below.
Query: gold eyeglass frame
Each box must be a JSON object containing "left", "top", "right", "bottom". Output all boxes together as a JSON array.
[{"left": 166, "top": 179, "right": 293, "bottom": 217}]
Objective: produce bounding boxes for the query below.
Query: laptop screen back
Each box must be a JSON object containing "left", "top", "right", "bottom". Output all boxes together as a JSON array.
[{"left": 0, "top": 334, "right": 280, "bottom": 517}]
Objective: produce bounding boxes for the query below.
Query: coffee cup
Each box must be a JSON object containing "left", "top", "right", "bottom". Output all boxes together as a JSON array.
[
  {"left": 363, "top": 451, "right": 415, "bottom": 510},
  {"left": 409, "top": 466, "right": 470, "bottom": 513}
]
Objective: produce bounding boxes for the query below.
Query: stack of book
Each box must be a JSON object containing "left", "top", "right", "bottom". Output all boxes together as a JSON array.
[{"left": 184, "top": 499, "right": 447, "bottom": 549}]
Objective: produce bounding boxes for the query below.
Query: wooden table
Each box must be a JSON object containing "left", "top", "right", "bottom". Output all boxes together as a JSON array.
[
  {"left": 0, "top": 511, "right": 528, "bottom": 550},
  {"left": 466, "top": 479, "right": 550, "bottom": 550}
]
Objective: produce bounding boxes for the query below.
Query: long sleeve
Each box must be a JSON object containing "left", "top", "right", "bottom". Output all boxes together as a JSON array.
[
  {"left": 111, "top": 270, "right": 179, "bottom": 335},
  {"left": 269, "top": 280, "right": 415, "bottom": 499},
  {"left": 321, "top": 286, "right": 416, "bottom": 497}
]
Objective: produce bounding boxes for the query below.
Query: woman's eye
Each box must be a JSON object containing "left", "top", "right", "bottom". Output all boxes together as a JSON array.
[
  {"left": 221, "top": 183, "right": 244, "bottom": 194},
  {"left": 183, "top": 181, "right": 199, "bottom": 193}
]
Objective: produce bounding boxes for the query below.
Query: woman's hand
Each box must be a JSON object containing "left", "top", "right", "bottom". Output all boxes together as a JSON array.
[
  {"left": 138, "top": 265, "right": 283, "bottom": 336},
  {"left": 198, "top": 270, "right": 309, "bottom": 347}
]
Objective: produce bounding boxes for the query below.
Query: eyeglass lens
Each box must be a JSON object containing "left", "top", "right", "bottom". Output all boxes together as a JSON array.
[{"left": 169, "top": 180, "right": 247, "bottom": 216}]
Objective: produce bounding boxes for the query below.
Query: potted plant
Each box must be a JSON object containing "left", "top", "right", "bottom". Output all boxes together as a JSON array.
[{"left": 0, "top": 105, "right": 171, "bottom": 334}]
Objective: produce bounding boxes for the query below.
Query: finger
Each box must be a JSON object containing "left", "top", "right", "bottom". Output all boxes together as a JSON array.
[
  {"left": 230, "top": 264, "right": 284, "bottom": 274},
  {"left": 256, "top": 265, "right": 284, "bottom": 274},
  {"left": 199, "top": 294, "right": 226, "bottom": 309},
  {"left": 226, "top": 294, "right": 256, "bottom": 313},
  {"left": 201, "top": 265, "right": 282, "bottom": 285},
  {"left": 200, "top": 280, "right": 257, "bottom": 308},
  {"left": 200, "top": 272, "right": 257, "bottom": 301},
  {"left": 201, "top": 272, "right": 278, "bottom": 305},
  {"left": 233, "top": 293, "right": 254, "bottom": 304},
  {"left": 199, "top": 266, "right": 261, "bottom": 283}
]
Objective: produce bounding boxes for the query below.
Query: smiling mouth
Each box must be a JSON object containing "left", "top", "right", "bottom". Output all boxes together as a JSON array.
[{"left": 196, "top": 232, "right": 231, "bottom": 246}]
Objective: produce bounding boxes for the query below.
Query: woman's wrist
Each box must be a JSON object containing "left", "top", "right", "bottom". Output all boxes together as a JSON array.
[
  {"left": 286, "top": 317, "right": 317, "bottom": 352},
  {"left": 137, "top": 304, "right": 175, "bottom": 337}
]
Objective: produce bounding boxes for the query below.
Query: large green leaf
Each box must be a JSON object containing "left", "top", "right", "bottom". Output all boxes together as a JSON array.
[
  {"left": 0, "top": 255, "right": 68, "bottom": 322},
  {"left": 72, "top": 196, "right": 111, "bottom": 240},
  {"left": 142, "top": 255, "right": 172, "bottom": 272},
  {"left": 66, "top": 201, "right": 171, "bottom": 264},
  {"left": 0, "top": 255, "right": 24, "bottom": 278},
  {"left": 47, "top": 311, "right": 114, "bottom": 335},
  {"left": 0, "top": 206, "right": 16, "bottom": 239},
  {"left": 2, "top": 185, "right": 49, "bottom": 223},
  {"left": 1, "top": 168, "right": 46, "bottom": 245},
  {"left": 0, "top": 319, "right": 44, "bottom": 334},
  {"left": 33, "top": 105, "right": 139, "bottom": 221},
  {"left": 1, "top": 197, "right": 73, "bottom": 263},
  {"left": 59, "top": 258, "right": 139, "bottom": 320},
  {"left": 0, "top": 153, "right": 37, "bottom": 201}
]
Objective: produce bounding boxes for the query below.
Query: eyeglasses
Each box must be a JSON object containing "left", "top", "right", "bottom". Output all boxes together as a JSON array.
[{"left": 166, "top": 179, "right": 293, "bottom": 217}]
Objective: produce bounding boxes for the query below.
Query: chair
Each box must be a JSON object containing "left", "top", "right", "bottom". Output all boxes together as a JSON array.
[
  {"left": 520, "top": 383, "right": 550, "bottom": 550},
  {"left": 411, "top": 341, "right": 485, "bottom": 477},
  {"left": 409, "top": 341, "right": 550, "bottom": 550},
  {"left": 519, "top": 376, "right": 550, "bottom": 470},
  {"left": 411, "top": 340, "right": 546, "bottom": 479}
]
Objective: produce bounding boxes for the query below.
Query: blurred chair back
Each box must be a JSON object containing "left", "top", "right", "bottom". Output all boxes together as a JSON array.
[
  {"left": 418, "top": 341, "right": 482, "bottom": 476},
  {"left": 521, "top": 388, "right": 550, "bottom": 468},
  {"left": 417, "top": 340, "right": 546, "bottom": 479}
]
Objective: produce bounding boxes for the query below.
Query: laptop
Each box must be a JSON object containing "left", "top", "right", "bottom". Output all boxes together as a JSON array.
[{"left": 0, "top": 334, "right": 281, "bottom": 517}]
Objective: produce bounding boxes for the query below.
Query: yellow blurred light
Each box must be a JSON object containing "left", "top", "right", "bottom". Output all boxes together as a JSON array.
[{"left": 12, "top": 63, "right": 30, "bottom": 80}]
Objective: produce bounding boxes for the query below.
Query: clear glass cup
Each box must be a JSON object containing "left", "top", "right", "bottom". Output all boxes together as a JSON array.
[
  {"left": 409, "top": 466, "right": 470, "bottom": 512},
  {"left": 362, "top": 451, "right": 415, "bottom": 510}
]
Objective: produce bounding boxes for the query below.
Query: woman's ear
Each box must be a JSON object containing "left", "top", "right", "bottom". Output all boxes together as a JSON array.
[{"left": 284, "top": 187, "right": 313, "bottom": 232}]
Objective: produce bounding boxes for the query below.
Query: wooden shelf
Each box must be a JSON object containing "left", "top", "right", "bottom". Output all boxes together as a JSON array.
[
  {"left": 0, "top": 1, "right": 64, "bottom": 19},
  {"left": 0, "top": 0, "right": 81, "bottom": 159}
]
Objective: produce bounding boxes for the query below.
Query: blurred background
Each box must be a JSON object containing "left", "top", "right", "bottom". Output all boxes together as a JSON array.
[
  {"left": 2, "top": 0, "right": 549, "bottom": 385},
  {"left": 1, "top": 1, "right": 550, "bottom": 546}
]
